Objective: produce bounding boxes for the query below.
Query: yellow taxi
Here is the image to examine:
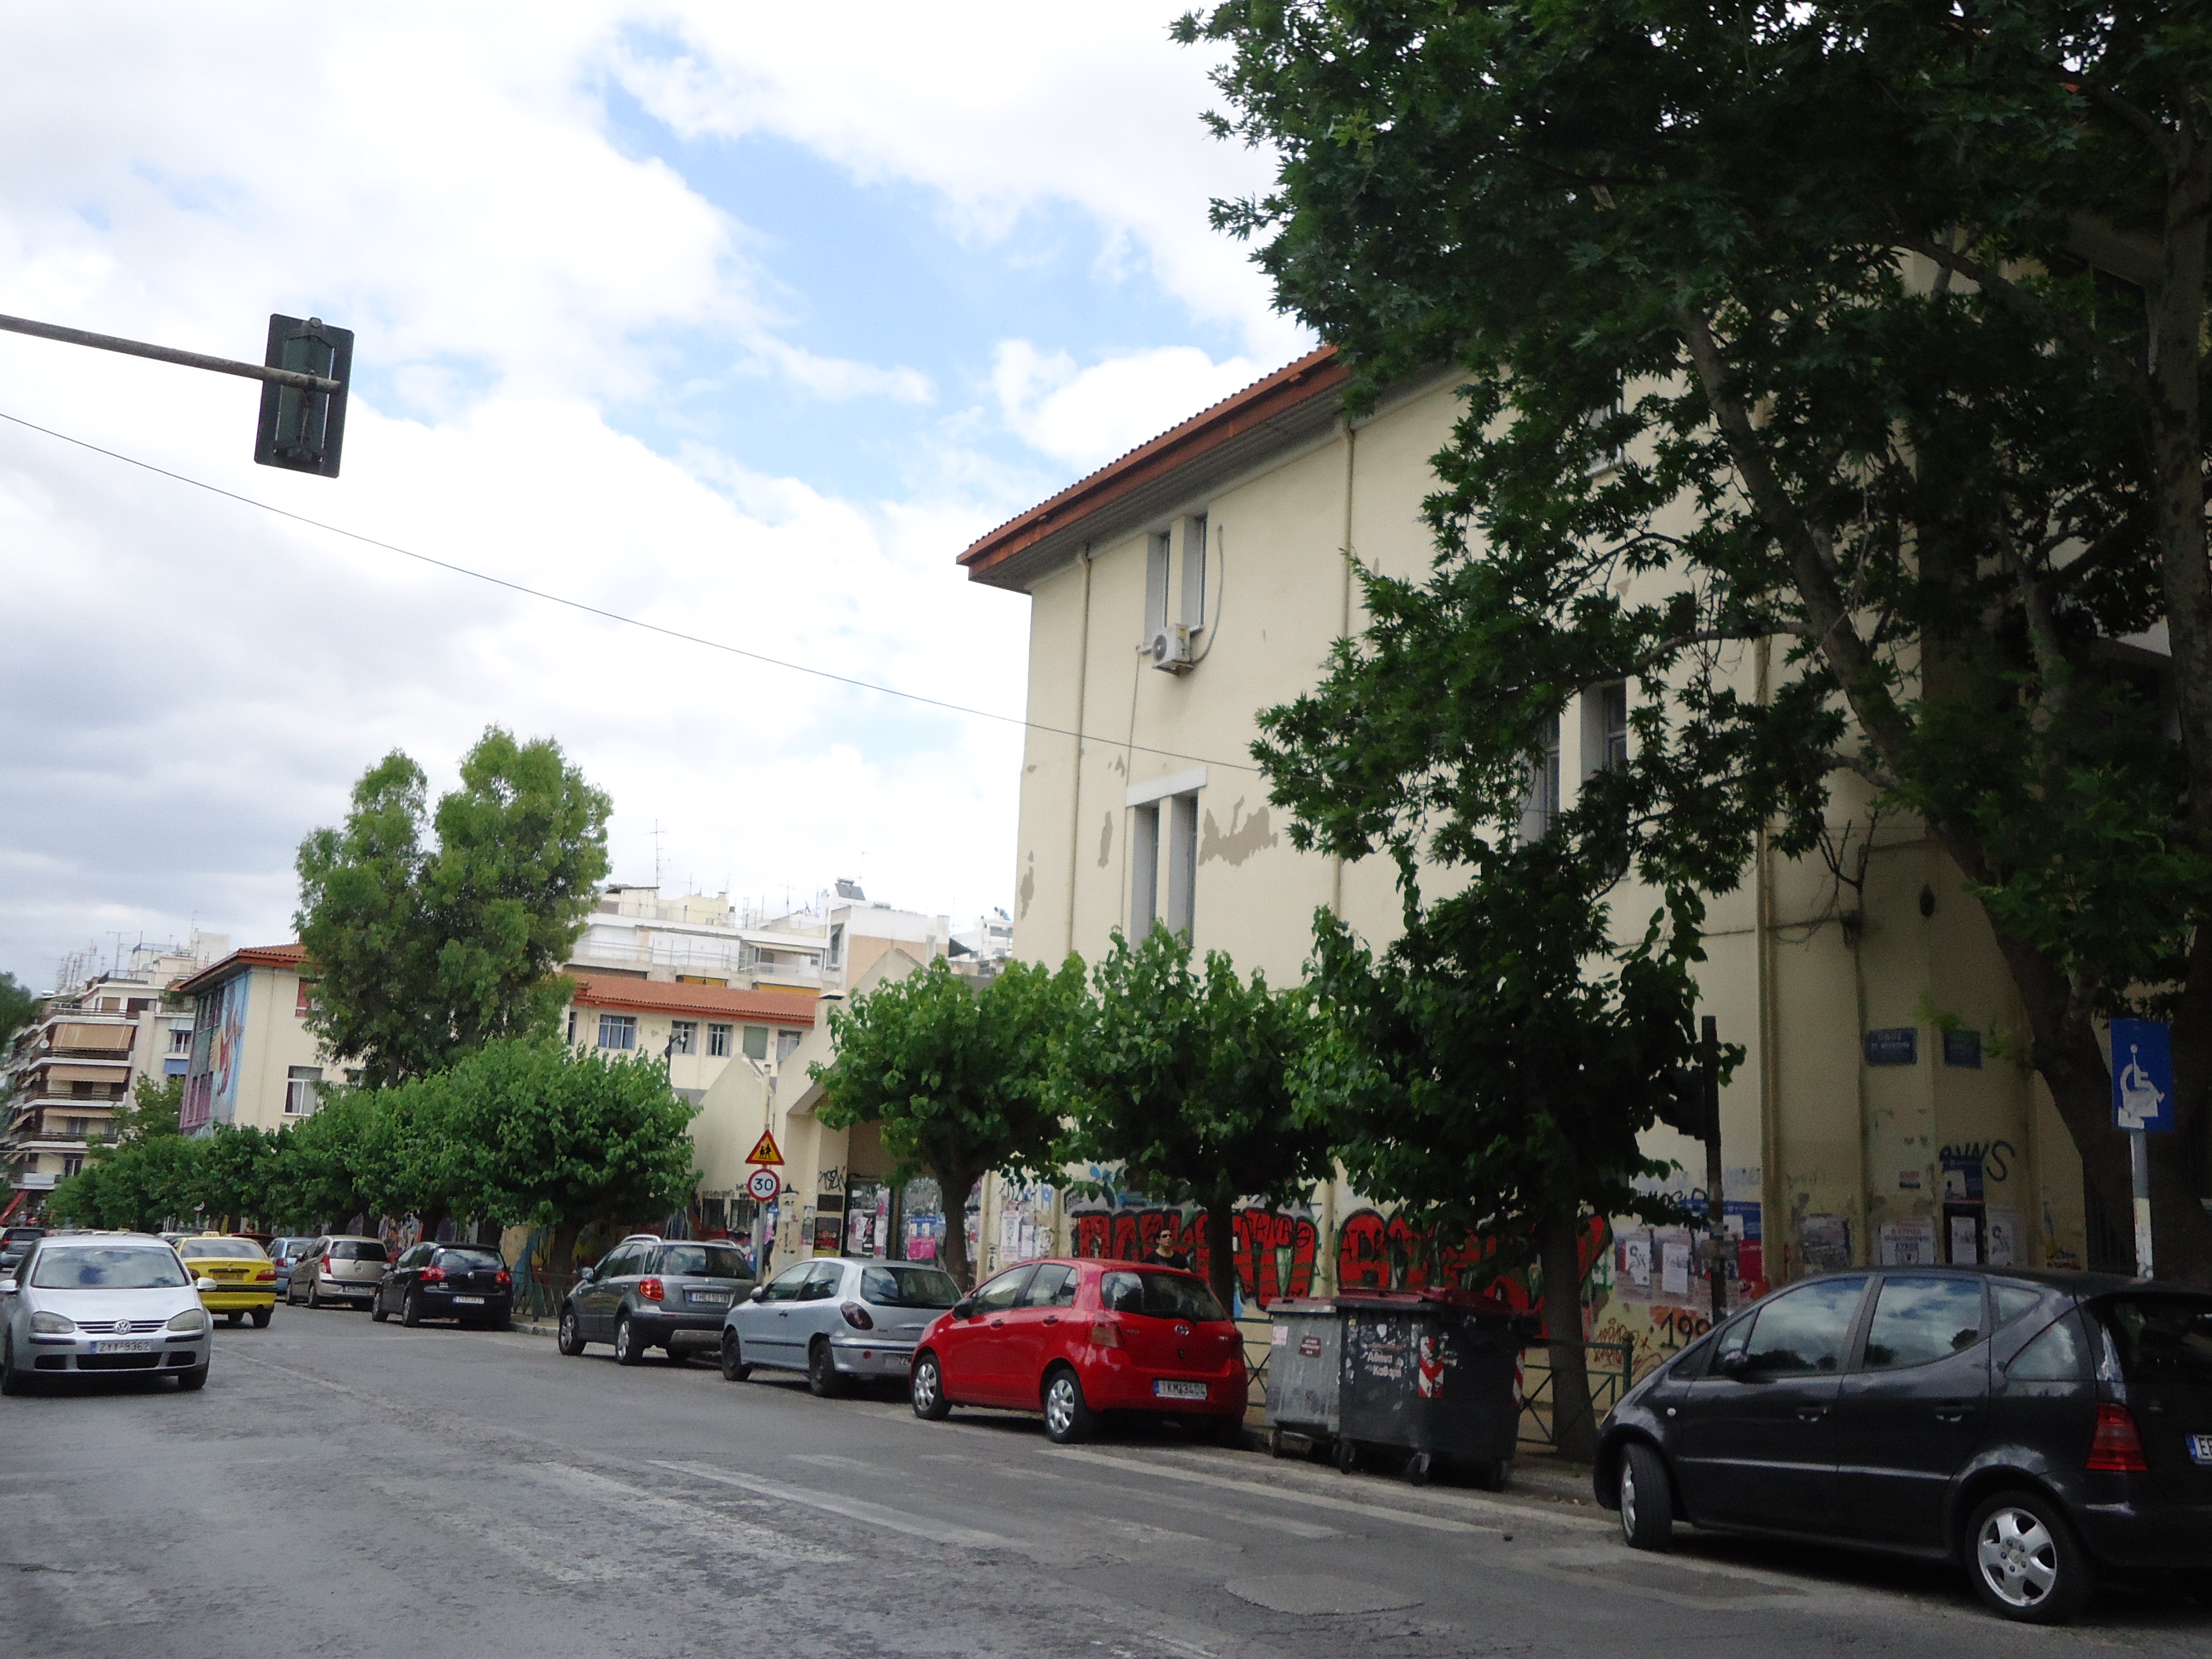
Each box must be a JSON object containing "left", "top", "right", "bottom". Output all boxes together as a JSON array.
[{"left": 175, "top": 1236, "right": 278, "bottom": 1327}]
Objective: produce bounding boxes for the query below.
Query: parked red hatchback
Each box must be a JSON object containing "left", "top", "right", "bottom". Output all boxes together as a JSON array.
[{"left": 909, "top": 1258, "right": 1245, "bottom": 1443}]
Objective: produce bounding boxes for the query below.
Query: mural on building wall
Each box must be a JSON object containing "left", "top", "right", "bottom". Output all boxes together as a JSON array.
[
  {"left": 181, "top": 975, "right": 250, "bottom": 1133},
  {"left": 1071, "top": 1206, "right": 1321, "bottom": 1306}
]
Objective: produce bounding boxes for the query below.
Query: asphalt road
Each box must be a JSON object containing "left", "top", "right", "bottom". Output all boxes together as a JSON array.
[{"left": 3, "top": 1307, "right": 2206, "bottom": 1658}]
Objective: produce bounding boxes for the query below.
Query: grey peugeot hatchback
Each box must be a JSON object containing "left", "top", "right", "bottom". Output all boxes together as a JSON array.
[{"left": 1593, "top": 1267, "right": 2212, "bottom": 1624}]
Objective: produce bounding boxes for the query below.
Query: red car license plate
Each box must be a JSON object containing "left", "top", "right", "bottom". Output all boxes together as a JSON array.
[{"left": 1153, "top": 1379, "right": 1208, "bottom": 1401}]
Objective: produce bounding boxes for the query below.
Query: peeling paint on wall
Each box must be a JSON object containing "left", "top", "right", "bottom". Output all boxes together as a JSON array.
[
  {"left": 1200, "top": 798, "right": 1278, "bottom": 867},
  {"left": 1096, "top": 811, "right": 1114, "bottom": 868},
  {"left": 1017, "top": 851, "right": 1035, "bottom": 920}
]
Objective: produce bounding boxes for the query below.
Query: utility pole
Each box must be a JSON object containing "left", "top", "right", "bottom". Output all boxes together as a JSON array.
[{"left": 0, "top": 310, "right": 353, "bottom": 476}]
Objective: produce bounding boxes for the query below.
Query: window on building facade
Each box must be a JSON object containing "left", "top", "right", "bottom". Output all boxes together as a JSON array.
[
  {"left": 599, "top": 1014, "right": 636, "bottom": 1051},
  {"left": 1130, "top": 792, "right": 1199, "bottom": 939},
  {"left": 295, "top": 978, "right": 320, "bottom": 1016},
  {"left": 1519, "top": 711, "right": 1563, "bottom": 839},
  {"left": 827, "top": 924, "right": 844, "bottom": 967},
  {"left": 1145, "top": 531, "right": 1172, "bottom": 644},
  {"left": 709, "top": 1023, "right": 733, "bottom": 1057},
  {"left": 776, "top": 1028, "right": 802, "bottom": 1066},
  {"left": 163, "top": 1056, "right": 188, "bottom": 1077},
  {"left": 168, "top": 1024, "right": 193, "bottom": 1054},
  {"left": 669, "top": 1020, "right": 697, "bottom": 1056},
  {"left": 1585, "top": 680, "right": 1629, "bottom": 775},
  {"left": 1181, "top": 514, "right": 1208, "bottom": 630},
  {"left": 64, "top": 1117, "right": 90, "bottom": 1139},
  {"left": 285, "top": 1066, "right": 324, "bottom": 1116},
  {"left": 63, "top": 1155, "right": 83, "bottom": 1177},
  {"left": 566, "top": 1009, "right": 577, "bottom": 1044},
  {"left": 742, "top": 1025, "right": 769, "bottom": 1061}
]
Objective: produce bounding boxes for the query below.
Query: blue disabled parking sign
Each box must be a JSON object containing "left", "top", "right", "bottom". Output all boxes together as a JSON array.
[{"left": 2110, "top": 1019, "right": 2174, "bottom": 1133}]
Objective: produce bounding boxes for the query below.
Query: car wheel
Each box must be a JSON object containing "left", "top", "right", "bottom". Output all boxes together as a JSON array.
[
  {"left": 307, "top": 1280, "right": 323, "bottom": 1310},
  {"left": 1618, "top": 1441, "right": 1674, "bottom": 1551},
  {"left": 402, "top": 1290, "right": 422, "bottom": 1328},
  {"left": 1333, "top": 1436, "right": 1359, "bottom": 1475},
  {"left": 910, "top": 1352, "right": 950, "bottom": 1420},
  {"left": 720, "top": 1329, "right": 752, "bottom": 1381},
  {"left": 1967, "top": 1490, "right": 2092, "bottom": 1624},
  {"left": 176, "top": 1366, "right": 209, "bottom": 1391},
  {"left": 557, "top": 1307, "right": 586, "bottom": 1356},
  {"left": 251, "top": 1308, "right": 272, "bottom": 1330},
  {"left": 1406, "top": 1451, "right": 1433, "bottom": 1486},
  {"left": 1042, "top": 1367, "right": 1094, "bottom": 1444},
  {"left": 224, "top": 1310, "right": 243, "bottom": 1327},
  {"left": 807, "top": 1338, "right": 844, "bottom": 1398},
  {"left": 614, "top": 1313, "right": 647, "bottom": 1367},
  {"left": 0, "top": 1335, "right": 26, "bottom": 1397},
  {"left": 370, "top": 1294, "right": 389, "bottom": 1324}
]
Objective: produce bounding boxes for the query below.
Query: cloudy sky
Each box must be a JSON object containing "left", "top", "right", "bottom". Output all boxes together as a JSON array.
[{"left": 0, "top": 5, "right": 1303, "bottom": 989}]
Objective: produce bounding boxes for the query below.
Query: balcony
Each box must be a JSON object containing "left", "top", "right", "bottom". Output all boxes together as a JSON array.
[{"left": 11, "top": 1173, "right": 58, "bottom": 1192}]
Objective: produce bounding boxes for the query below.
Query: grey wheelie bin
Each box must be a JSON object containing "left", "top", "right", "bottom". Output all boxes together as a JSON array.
[
  {"left": 1262, "top": 1296, "right": 1346, "bottom": 1458},
  {"left": 1334, "top": 1288, "right": 1540, "bottom": 1488}
]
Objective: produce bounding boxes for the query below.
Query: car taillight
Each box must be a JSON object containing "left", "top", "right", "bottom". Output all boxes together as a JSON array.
[
  {"left": 1089, "top": 1320, "right": 1122, "bottom": 1349},
  {"left": 496, "top": 1270, "right": 511, "bottom": 1286},
  {"left": 2088, "top": 1402, "right": 2149, "bottom": 1472},
  {"left": 640, "top": 1277, "right": 665, "bottom": 1302},
  {"left": 422, "top": 1267, "right": 445, "bottom": 1284},
  {"left": 254, "top": 1268, "right": 275, "bottom": 1281},
  {"left": 841, "top": 1302, "right": 874, "bottom": 1330}
]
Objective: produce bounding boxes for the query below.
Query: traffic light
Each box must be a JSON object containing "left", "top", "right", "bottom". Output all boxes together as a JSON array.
[
  {"left": 254, "top": 314, "right": 352, "bottom": 477},
  {"left": 1654, "top": 1066, "right": 1710, "bottom": 1141}
]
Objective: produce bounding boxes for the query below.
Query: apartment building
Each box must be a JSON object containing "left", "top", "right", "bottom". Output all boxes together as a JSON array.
[
  {"left": 176, "top": 943, "right": 337, "bottom": 1134},
  {"left": 1, "top": 937, "right": 227, "bottom": 1216},
  {"left": 568, "top": 881, "right": 955, "bottom": 997},
  {"left": 954, "top": 348, "right": 2116, "bottom": 1334},
  {"left": 562, "top": 974, "right": 815, "bottom": 1104}
]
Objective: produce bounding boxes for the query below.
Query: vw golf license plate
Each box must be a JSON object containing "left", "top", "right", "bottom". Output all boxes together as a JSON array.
[
  {"left": 1153, "top": 1379, "right": 1208, "bottom": 1401},
  {"left": 2189, "top": 1433, "right": 2212, "bottom": 1467},
  {"left": 92, "top": 1340, "right": 154, "bottom": 1355},
  {"left": 453, "top": 1295, "right": 485, "bottom": 1305}
]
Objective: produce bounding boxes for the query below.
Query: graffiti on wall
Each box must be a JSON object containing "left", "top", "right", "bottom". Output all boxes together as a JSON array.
[{"left": 1070, "top": 1207, "right": 1321, "bottom": 1307}]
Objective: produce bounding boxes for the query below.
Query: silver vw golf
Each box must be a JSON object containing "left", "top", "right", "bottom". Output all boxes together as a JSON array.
[{"left": 0, "top": 1232, "right": 215, "bottom": 1393}]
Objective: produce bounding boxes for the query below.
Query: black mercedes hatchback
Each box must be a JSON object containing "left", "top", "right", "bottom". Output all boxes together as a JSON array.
[{"left": 1593, "top": 1267, "right": 2212, "bottom": 1623}]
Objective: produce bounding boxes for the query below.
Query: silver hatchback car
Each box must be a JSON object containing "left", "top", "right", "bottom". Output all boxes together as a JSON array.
[
  {"left": 0, "top": 1232, "right": 214, "bottom": 1393},
  {"left": 287, "top": 1235, "right": 390, "bottom": 1309},
  {"left": 722, "top": 1257, "right": 961, "bottom": 1395}
]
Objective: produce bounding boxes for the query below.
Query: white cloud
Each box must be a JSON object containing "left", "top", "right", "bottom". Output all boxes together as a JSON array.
[
  {"left": 990, "top": 340, "right": 1267, "bottom": 472},
  {"left": 0, "top": 4, "right": 1289, "bottom": 987}
]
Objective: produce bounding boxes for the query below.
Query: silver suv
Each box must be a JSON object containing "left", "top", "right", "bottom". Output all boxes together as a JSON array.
[
  {"left": 286, "top": 1236, "right": 390, "bottom": 1309},
  {"left": 558, "top": 1236, "right": 754, "bottom": 1366}
]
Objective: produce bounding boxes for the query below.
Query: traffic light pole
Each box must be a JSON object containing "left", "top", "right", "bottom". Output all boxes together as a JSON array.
[{"left": 0, "top": 311, "right": 341, "bottom": 394}]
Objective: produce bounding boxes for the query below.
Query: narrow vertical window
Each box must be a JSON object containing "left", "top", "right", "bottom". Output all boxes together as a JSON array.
[
  {"left": 1131, "top": 803, "right": 1161, "bottom": 935},
  {"left": 1520, "top": 711, "right": 1562, "bottom": 838},
  {"left": 1599, "top": 681, "right": 1629, "bottom": 769},
  {"left": 1180, "top": 515, "right": 1207, "bottom": 630},
  {"left": 1165, "top": 793, "right": 1199, "bottom": 938},
  {"left": 1144, "top": 533, "right": 1171, "bottom": 644}
]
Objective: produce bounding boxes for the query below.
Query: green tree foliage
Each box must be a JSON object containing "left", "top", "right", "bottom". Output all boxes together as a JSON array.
[
  {"left": 1183, "top": 1, "right": 2212, "bottom": 1280},
  {"left": 192, "top": 1123, "right": 283, "bottom": 1229},
  {"left": 1054, "top": 926, "right": 1328, "bottom": 1311},
  {"left": 1302, "top": 857, "right": 1712, "bottom": 1460},
  {"left": 814, "top": 956, "right": 1083, "bottom": 1288},
  {"left": 0, "top": 970, "right": 39, "bottom": 1054},
  {"left": 295, "top": 727, "right": 612, "bottom": 1088},
  {"left": 50, "top": 1075, "right": 189, "bottom": 1230}
]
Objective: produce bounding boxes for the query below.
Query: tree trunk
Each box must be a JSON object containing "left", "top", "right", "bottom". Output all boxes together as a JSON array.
[
  {"left": 1203, "top": 1201, "right": 1239, "bottom": 1314},
  {"left": 933, "top": 1164, "right": 981, "bottom": 1290},
  {"left": 1537, "top": 1204, "right": 1598, "bottom": 1464}
]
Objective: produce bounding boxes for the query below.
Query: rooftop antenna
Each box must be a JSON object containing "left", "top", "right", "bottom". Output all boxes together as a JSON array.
[{"left": 652, "top": 819, "right": 666, "bottom": 893}]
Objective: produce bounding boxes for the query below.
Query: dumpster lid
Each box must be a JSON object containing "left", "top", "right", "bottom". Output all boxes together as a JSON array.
[{"left": 1336, "top": 1286, "right": 1522, "bottom": 1314}]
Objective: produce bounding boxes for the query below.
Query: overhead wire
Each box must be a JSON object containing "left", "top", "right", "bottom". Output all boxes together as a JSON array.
[{"left": 0, "top": 406, "right": 1264, "bottom": 774}]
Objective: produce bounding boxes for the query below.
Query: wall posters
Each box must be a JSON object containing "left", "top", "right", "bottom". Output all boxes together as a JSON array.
[{"left": 1879, "top": 1217, "right": 1940, "bottom": 1265}]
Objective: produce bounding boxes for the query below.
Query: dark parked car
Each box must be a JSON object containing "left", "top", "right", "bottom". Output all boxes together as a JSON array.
[
  {"left": 372, "top": 1242, "right": 512, "bottom": 1328},
  {"left": 0, "top": 1226, "right": 46, "bottom": 1283},
  {"left": 1594, "top": 1267, "right": 2212, "bottom": 1624},
  {"left": 559, "top": 1237, "right": 753, "bottom": 1366}
]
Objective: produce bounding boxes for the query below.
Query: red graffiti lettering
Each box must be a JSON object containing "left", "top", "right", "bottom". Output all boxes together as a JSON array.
[{"left": 1067, "top": 1206, "right": 1317, "bottom": 1308}]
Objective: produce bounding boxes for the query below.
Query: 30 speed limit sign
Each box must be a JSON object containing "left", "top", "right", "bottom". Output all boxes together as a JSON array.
[{"left": 746, "top": 1167, "right": 781, "bottom": 1202}]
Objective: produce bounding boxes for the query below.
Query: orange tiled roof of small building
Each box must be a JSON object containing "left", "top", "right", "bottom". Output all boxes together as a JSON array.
[
  {"left": 174, "top": 943, "right": 308, "bottom": 995},
  {"left": 565, "top": 973, "right": 817, "bottom": 1026}
]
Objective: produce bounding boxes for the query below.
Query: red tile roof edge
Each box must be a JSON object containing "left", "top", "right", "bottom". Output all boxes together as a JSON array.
[
  {"left": 957, "top": 346, "right": 1347, "bottom": 582},
  {"left": 564, "top": 973, "right": 818, "bottom": 1025},
  {"left": 175, "top": 943, "right": 308, "bottom": 995}
]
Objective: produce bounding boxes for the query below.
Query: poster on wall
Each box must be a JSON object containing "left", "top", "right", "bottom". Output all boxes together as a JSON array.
[
  {"left": 1879, "top": 1218, "right": 1939, "bottom": 1265},
  {"left": 1798, "top": 1213, "right": 1852, "bottom": 1272},
  {"left": 1948, "top": 1213, "right": 1980, "bottom": 1265},
  {"left": 1985, "top": 1207, "right": 2019, "bottom": 1268}
]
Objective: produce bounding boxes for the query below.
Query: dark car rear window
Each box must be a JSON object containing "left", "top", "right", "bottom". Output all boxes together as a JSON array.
[
  {"left": 1100, "top": 1269, "right": 1229, "bottom": 1322},
  {"left": 330, "top": 1241, "right": 389, "bottom": 1262},
  {"left": 2097, "top": 1295, "right": 2212, "bottom": 1385},
  {"left": 860, "top": 1265, "right": 961, "bottom": 1308},
  {"left": 434, "top": 1248, "right": 504, "bottom": 1271},
  {"left": 658, "top": 1244, "right": 748, "bottom": 1279}
]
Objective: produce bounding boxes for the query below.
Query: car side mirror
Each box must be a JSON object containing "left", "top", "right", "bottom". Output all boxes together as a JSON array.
[
  {"left": 748, "top": 1285, "right": 767, "bottom": 1302},
  {"left": 0, "top": 1279, "right": 14, "bottom": 1295},
  {"left": 576, "top": 1265, "right": 595, "bottom": 1284},
  {"left": 196, "top": 1277, "right": 218, "bottom": 1292},
  {"left": 952, "top": 1298, "right": 976, "bottom": 1321},
  {"left": 1716, "top": 1347, "right": 1751, "bottom": 1378}
]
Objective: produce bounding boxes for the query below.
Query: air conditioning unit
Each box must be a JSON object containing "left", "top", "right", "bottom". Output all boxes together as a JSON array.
[{"left": 1150, "top": 624, "right": 1196, "bottom": 673}]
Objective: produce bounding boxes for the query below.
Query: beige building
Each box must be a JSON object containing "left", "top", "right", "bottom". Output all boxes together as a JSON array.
[
  {"left": 177, "top": 944, "right": 338, "bottom": 1134},
  {"left": 2, "top": 938, "right": 228, "bottom": 1215},
  {"left": 954, "top": 348, "right": 2120, "bottom": 1350}
]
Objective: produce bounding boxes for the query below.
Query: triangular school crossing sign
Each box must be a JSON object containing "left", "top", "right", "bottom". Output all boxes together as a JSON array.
[{"left": 745, "top": 1128, "right": 783, "bottom": 1167}]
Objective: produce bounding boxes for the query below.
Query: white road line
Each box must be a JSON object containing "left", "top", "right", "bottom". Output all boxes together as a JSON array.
[
  {"left": 653, "top": 1460, "right": 1023, "bottom": 1550},
  {"left": 951, "top": 1456, "right": 1343, "bottom": 1539}
]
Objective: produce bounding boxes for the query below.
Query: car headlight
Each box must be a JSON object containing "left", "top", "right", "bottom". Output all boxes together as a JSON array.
[
  {"left": 29, "top": 1310, "right": 77, "bottom": 1334},
  {"left": 166, "top": 1307, "right": 211, "bottom": 1333}
]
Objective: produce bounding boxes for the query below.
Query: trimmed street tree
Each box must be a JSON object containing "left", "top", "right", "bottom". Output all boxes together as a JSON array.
[
  {"left": 1054, "top": 925, "right": 1329, "bottom": 1313},
  {"left": 814, "top": 955, "right": 1084, "bottom": 1289},
  {"left": 0, "top": 970, "right": 39, "bottom": 1053},
  {"left": 1301, "top": 853, "right": 1709, "bottom": 1461},
  {"left": 49, "top": 1075, "right": 193, "bottom": 1231},
  {"left": 295, "top": 727, "right": 612, "bottom": 1088},
  {"left": 1183, "top": 1, "right": 2212, "bottom": 1280}
]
